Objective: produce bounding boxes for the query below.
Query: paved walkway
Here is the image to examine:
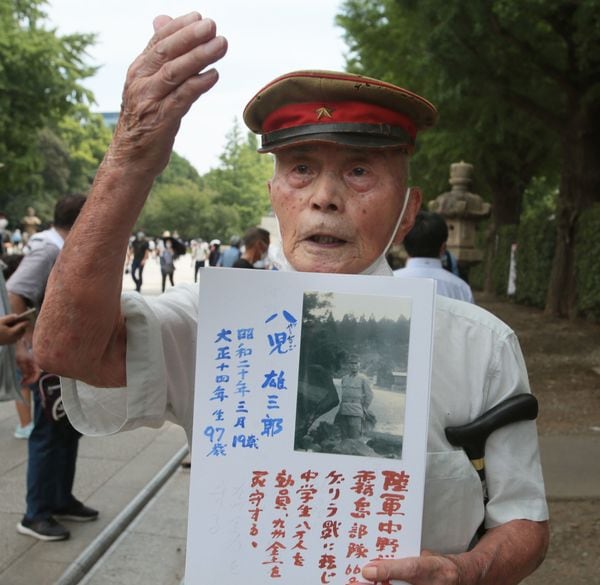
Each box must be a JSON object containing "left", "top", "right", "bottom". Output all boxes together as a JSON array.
[
  {"left": 1, "top": 254, "right": 598, "bottom": 584},
  {"left": 122, "top": 251, "right": 199, "bottom": 296},
  {"left": 0, "top": 399, "right": 187, "bottom": 585},
  {"left": 0, "top": 254, "right": 196, "bottom": 584}
]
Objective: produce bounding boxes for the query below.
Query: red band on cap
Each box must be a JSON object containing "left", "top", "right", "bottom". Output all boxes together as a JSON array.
[{"left": 262, "top": 101, "right": 417, "bottom": 139}]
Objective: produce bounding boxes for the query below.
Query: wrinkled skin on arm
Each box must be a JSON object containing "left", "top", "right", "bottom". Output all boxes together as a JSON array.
[
  {"left": 356, "top": 519, "right": 549, "bottom": 585},
  {"left": 34, "top": 13, "right": 227, "bottom": 387}
]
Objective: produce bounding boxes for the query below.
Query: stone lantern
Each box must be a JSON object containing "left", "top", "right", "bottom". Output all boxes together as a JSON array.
[{"left": 428, "top": 161, "right": 491, "bottom": 278}]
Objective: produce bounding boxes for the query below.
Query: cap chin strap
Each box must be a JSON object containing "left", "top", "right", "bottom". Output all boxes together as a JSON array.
[{"left": 270, "top": 188, "right": 412, "bottom": 276}]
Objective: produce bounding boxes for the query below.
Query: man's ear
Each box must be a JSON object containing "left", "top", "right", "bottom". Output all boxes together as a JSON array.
[{"left": 393, "top": 187, "right": 422, "bottom": 245}]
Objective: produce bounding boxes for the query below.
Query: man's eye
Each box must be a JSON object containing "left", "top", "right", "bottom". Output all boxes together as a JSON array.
[
  {"left": 294, "top": 164, "right": 310, "bottom": 174},
  {"left": 351, "top": 167, "right": 367, "bottom": 176}
]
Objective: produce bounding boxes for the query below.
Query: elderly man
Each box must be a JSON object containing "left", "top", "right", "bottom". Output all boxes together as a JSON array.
[{"left": 34, "top": 13, "right": 548, "bottom": 584}]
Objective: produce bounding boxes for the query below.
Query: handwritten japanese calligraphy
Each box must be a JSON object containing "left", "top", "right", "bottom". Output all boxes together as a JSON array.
[
  {"left": 247, "top": 468, "right": 410, "bottom": 581},
  {"left": 202, "top": 311, "right": 298, "bottom": 456}
]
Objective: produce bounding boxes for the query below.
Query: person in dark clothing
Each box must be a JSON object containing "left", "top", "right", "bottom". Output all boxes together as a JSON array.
[
  {"left": 232, "top": 227, "right": 270, "bottom": 269},
  {"left": 208, "top": 239, "right": 221, "bottom": 266},
  {"left": 8, "top": 195, "right": 98, "bottom": 541},
  {"left": 129, "top": 232, "right": 149, "bottom": 292},
  {"left": 160, "top": 240, "right": 176, "bottom": 292}
]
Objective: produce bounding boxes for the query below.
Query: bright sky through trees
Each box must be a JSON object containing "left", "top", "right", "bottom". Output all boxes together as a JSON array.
[{"left": 45, "top": 0, "right": 347, "bottom": 174}]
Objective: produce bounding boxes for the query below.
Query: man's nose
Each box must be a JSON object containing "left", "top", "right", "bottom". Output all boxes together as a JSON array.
[{"left": 309, "top": 173, "right": 345, "bottom": 212}]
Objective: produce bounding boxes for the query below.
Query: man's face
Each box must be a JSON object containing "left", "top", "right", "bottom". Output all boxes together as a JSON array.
[
  {"left": 269, "top": 144, "right": 418, "bottom": 274},
  {"left": 349, "top": 361, "right": 359, "bottom": 375}
]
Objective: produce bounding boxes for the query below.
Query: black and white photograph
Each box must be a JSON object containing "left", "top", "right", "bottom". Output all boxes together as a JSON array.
[{"left": 294, "top": 291, "right": 412, "bottom": 460}]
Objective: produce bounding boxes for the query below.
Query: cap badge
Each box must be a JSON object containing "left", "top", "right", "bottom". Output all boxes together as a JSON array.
[{"left": 315, "top": 106, "right": 334, "bottom": 120}]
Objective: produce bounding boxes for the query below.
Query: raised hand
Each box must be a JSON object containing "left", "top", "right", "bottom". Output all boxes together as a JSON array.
[{"left": 108, "top": 12, "right": 228, "bottom": 176}]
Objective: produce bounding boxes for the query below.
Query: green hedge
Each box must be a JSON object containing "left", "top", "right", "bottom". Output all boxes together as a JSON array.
[
  {"left": 467, "top": 226, "right": 486, "bottom": 291},
  {"left": 467, "top": 205, "right": 600, "bottom": 320},
  {"left": 468, "top": 215, "right": 553, "bottom": 306},
  {"left": 514, "top": 214, "right": 556, "bottom": 308},
  {"left": 469, "top": 223, "right": 517, "bottom": 296},
  {"left": 575, "top": 204, "right": 600, "bottom": 320}
]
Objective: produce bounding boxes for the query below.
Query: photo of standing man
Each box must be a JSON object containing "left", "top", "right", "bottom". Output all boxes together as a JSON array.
[{"left": 336, "top": 354, "right": 374, "bottom": 440}]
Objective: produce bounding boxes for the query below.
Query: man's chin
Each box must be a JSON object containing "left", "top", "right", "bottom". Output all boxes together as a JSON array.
[{"left": 288, "top": 250, "right": 365, "bottom": 275}]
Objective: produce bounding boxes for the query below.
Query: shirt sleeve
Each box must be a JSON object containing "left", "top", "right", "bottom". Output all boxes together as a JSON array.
[
  {"left": 482, "top": 330, "right": 549, "bottom": 528},
  {"left": 6, "top": 243, "right": 59, "bottom": 306},
  {"left": 61, "top": 283, "right": 200, "bottom": 443}
]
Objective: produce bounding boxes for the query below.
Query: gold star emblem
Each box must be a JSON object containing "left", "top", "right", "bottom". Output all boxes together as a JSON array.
[{"left": 315, "top": 106, "right": 334, "bottom": 120}]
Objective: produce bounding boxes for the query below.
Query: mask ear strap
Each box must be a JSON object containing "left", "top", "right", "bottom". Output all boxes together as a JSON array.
[{"left": 383, "top": 188, "right": 412, "bottom": 255}]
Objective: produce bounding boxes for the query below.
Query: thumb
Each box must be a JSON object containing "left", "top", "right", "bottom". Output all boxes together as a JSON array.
[
  {"left": 362, "top": 560, "right": 393, "bottom": 583},
  {"left": 362, "top": 556, "right": 422, "bottom": 584}
]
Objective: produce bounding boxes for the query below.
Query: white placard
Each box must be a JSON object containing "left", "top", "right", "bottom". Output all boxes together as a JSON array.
[{"left": 185, "top": 269, "right": 435, "bottom": 584}]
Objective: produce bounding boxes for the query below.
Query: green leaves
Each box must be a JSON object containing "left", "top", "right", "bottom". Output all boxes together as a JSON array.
[
  {"left": 137, "top": 124, "right": 274, "bottom": 243},
  {"left": 0, "top": 0, "right": 97, "bottom": 214},
  {"left": 337, "top": 0, "right": 600, "bottom": 315},
  {"left": 203, "top": 119, "right": 274, "bottom": 237}
]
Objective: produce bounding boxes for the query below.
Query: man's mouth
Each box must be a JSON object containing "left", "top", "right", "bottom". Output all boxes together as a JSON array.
[{"left": 307, "top": 234, "right": 346, "bottom": 245}]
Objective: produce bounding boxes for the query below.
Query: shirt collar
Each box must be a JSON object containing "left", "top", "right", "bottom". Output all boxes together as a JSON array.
[{"left": 405, "top": 257, "right": 443, "bottom": 269}]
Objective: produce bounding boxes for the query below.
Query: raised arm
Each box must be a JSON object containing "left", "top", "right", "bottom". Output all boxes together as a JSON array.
[{"left": 34, "top": 13, "right": 227, "bottom": 387}]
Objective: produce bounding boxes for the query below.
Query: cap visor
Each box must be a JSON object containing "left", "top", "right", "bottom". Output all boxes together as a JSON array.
[{"left": 258, "top": 132, "right": 412, "bottom": 153}]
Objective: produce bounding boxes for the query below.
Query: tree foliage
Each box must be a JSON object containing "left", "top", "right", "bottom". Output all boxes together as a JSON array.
[
  {"left": 337, "top": 0, "right": 600, "bottom": 317},
  {"left": 203, "top": 119, "right": 274, "bottom": 233},
  {"left": 0, "top": 2, "right": 275, "bottom": 244},
  {"left": 0, "top": 0, "right": 97, "bottom": 213},
  {"left": 54, "top": 106, "right": 112, "bottom": 194},
  {"left": 138, "top": 122, "right": 274, "bottom": 243},
  {"left": 300, "top": 292, "right": 410, "bottom": 384},
  {"left": 138, "top": 153, "right": 212, "bottom": 240},
  {"left": 338, "top": 1, "right": 555, "bottom": 207}
]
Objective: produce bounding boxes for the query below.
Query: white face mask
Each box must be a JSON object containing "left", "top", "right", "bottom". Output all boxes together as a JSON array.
[{"left": 0, "top": 219, "right": 8, "bottom": 230}]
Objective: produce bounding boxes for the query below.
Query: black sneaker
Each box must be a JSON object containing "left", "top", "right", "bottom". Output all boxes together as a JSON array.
[
  {"left": 17, "top": 517, "right": 70, "bottom": 541},
  {"left": 53, "top": 501, "right": 99, "bottom": 522}
]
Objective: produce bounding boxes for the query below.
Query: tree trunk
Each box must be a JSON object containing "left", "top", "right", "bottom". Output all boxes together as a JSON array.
[
  {"left": 482, "top": 223, "right": 496, "bottom": 295},
  {"left": 482, "top": 175, "right": 526, "bottom": 295},
  {"left": 545, "top": 102, "right": 600, "bottom": 318}
]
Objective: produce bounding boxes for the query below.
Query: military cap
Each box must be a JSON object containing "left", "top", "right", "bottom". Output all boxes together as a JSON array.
[{"left": 243, "top": 70, "right": 437, "bottom": 153}]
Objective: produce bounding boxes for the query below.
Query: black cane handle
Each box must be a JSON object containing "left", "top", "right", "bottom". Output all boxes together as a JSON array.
[{"left": 445, "top": 394, "right": 538, "bottom": 462}]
